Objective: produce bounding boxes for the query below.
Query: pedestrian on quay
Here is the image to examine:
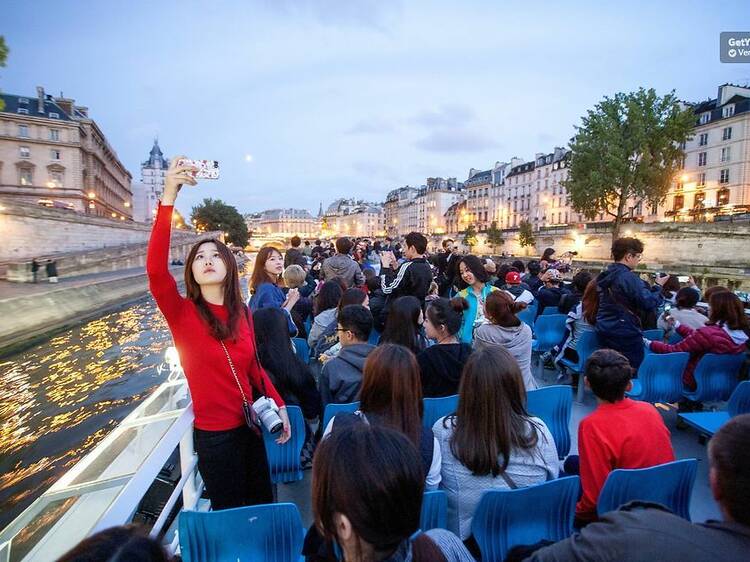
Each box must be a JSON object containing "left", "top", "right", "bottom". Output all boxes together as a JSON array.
[
  {"left": 31, "top": 258, "right": 39, "bottom": 283},
  {"left": 46, "top": 259, "right": 58, "bottom": 283},
  {"left": 146, "top": 156, "right": 291, "bottom": 510}
]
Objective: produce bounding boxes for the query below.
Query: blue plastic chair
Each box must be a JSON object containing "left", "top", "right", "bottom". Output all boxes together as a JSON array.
[
  {"left": 179, "top": 503, "right": 304, "bottom": 562},
  {"left": 368, "top": 329, "right": 380, "bottom": 346},
  {"left": 262, "top": 405, "right": 306, "bottom": 484},
  {"left": 642, "top": 328, "right": 665, "bottom": 342},
  {"left": 597, "top": 459, "right": 698, "bottom": 521},
  {"left": 517, "top": 307, "right": 535, "bottom": 331},
  {"left": 556, "top": 330, "right": 600, "bottom": 403},
  {"left": 292, "top": 338, "right": 310, "bottom": 364},
  {"left": 541, "top": 306, "right": 560, "bottom": 316},
  {"left": 471, "top": 476, "right": 580, "bottom": 562},
  {"left": 304, "top": 316, "right": 312, "bottom": 334},
  {"left": 422, "top": 395, "right": 459, "bottom": 429},
  {"left": 679, "top": 381, "right": 750, "bottom": 437},
  {"left": 420, "top": 490, "right": 448, "bottom": 531},
  {"left": 321, "top": 401, "right": 360, "bottom": 432},
  {"left": 526, "top": 385, "right": 572, "bottom": 459},
  {"left": 683, "top": 353, "right": 745, "bottom": 403},
  {"left": 627, "top": 352, "right": 690, "bottom": 404},
  {"left": 667, "top": 331, "right": 683, "bottom": 345},
  {"left": 531, "top": 314, "right": 567, "bottom": 354}
]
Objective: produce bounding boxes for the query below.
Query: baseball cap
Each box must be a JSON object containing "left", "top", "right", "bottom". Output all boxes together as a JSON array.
[{"left": 505, "top": 271, "right": 522, "bottom": 284}]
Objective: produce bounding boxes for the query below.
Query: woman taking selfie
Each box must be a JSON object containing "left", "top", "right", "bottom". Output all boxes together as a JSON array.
[
  {"left": 147, "top": 157, "right": 291, "bottom": 510},
  {"left": 249, "top": 246, "right": 299, "bottom": 336}
]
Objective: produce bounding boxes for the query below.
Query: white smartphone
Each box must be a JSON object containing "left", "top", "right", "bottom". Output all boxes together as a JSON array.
[
  {"left": 177, "top": 158, "right": 220, "bottom": 180},
  {"left": 677, "top": 276, "right": 689, "bottom": 283}
]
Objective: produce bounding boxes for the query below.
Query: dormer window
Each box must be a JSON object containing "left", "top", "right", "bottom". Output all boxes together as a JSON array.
[
  {"left": 19, "top": 97, "right": 29, "bottom": 105},
  {"left": 699, "top": 112, "right": 711, "bottom": 125},
  {"left": 17, "top": 108, "right": 29, "bottom": 114},
  {"left": 722, "top": 104, "right": 735, "bottom": 118},
  {"left": 49, "top": 112, "right": 60, "bottom": 119}
]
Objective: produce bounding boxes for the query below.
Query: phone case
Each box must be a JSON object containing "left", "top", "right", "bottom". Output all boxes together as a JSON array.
[{"left": 177, "top": 158, "right": 220, "bottom": 180}]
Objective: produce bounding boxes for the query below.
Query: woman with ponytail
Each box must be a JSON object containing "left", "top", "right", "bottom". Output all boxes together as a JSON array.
[
  {"left": 474, "top": 291, "right": 537, "bottom": 390},
  {"left": 312, "top": 423, "right": 474, "bottom": 562},
  {"left": 417, "top": 297, "right": 473, "bottom": 397}
]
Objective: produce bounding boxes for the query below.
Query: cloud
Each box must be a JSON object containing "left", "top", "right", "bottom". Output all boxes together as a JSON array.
[
  {"left": 345, "top": 117, "right": 395, "bottom": 135},
  {"left": 414, "top": 128, "right": 498, "bottom": 154},
  {"left": 410, "top": 104, "right": 475, "bottom": 128},
  {"left": 257, "top": 0, "right": 402, "bottom": 33},
  {"left": 352, "top": 160, "right": 400, "bottom": 181}
]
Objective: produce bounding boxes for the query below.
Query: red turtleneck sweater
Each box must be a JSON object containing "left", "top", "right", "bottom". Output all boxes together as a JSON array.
[{"left": 146, "top": 204, "right": 284, "bottom": 431}]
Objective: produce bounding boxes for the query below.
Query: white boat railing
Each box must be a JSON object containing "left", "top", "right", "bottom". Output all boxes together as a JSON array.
[{"left": 0, "top": 349, "right": 201, "bottom": 562}]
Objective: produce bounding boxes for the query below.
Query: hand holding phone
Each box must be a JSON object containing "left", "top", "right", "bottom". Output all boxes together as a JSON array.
[{"left": 176, "top": 158, "right": 220, "bottom": 180}]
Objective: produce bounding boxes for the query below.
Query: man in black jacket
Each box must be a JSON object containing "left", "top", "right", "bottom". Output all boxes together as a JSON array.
[
  {"left": 284, "top": 235, "right": 308, "bottom": 269},
  {"left": 436, "top": 238, "right": 458, "bottom": 297},
  {"left": 519, "top": 414, "right": 750, "bottom": 562},
  {"left": 379, "top": 231, "right": 433, "bottom": 327}
]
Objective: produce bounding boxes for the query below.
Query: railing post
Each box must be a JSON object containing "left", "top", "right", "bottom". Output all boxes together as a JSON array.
[{"left": 179, "top": 428, "right": 198, "bottom": 509}]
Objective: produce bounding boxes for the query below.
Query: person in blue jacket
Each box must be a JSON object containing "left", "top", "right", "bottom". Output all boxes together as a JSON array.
[
  {"left": 248, "top": 246, "right": 298, "bottom": 336},
  {"left": 595, "top": 237, "right": 668, "bottom": 368}
]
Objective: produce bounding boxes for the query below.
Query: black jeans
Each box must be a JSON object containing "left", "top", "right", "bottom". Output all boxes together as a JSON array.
[{"left": 194, "top": 424, "right": 273, "bottom": 510}]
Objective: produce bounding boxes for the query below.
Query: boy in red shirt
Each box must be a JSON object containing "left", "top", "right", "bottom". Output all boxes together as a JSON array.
[{"left": 567, "top": 349, "right": 675, "bottom": 524}]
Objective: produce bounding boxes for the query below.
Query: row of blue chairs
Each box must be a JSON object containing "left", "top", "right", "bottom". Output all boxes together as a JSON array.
[
  {"left": 321, "top": 385, "right": 573, "bottom": 459},
  {"left": 180, "top": 458, "right": 698, "bottom": 562},
  {"left": 292, "top": 329, "right": 382, "bottom": 364}
]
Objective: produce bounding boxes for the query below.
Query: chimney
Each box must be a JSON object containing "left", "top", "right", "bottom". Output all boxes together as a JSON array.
[
  {"left": 54, "top": 93, "right": 76, "bottom": 118},
  {"left": 36, "top": 86, "right": 45, "bottom": 114}
]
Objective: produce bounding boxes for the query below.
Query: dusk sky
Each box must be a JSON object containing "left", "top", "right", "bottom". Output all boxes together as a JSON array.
[{"left": 3, "top": 0, "right": 749, "bottom": 217}]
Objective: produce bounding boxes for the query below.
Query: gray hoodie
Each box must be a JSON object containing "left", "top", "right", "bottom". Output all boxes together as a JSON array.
[
  {"left": 322, "top": 254, "right": 365, "bottom": 288},
  {"left": 473, "top": 322, "right": 537, "bottom": 390},
  {"left": 319, "top": 343, "right": 376, "bottom": 406}
]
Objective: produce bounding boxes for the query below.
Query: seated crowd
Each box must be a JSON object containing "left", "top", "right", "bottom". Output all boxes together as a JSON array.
[{"left": 62, "top": 172, "right": 750, "bottom": 562}]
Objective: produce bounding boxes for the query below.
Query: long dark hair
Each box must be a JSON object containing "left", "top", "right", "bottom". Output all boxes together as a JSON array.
[
  {"left": 249, "top": 246, "right": 282, "bottom": 294},
  {"left": 360, "top": 344, "right": 423, "bottom": 445},
  {"left": 184, "top": 239, "right": 244, "bottom": 341},
  {"left": 459, "top": 254, "right": 489, "bottom": 285},
  {"left": 582, "top": 278, "right": 600, "bottom": 325},
  {"left": 381, "top": 296, "right": 423, "bottom": 353},
  {"left": 338, "top": 288, "right": 368, "bottom": 316},
  {"left": 708, "top": 291, "right": 750, "bottom": 332},
  {"left": 314, "top": 280, "right": 345, "bottom": 316},
  {"left": 57, "top": 524, "right": 172, "bottom": 562},
  {"left": 448, "top": 346, "right": 540, "bottom": 476},
  {"left": 541, "top": 247, "right": 556, "bottom": 263},
  {"left": 313, "top": 424, "right": 447, "bottom": 562},
  {"left": 252, "top": 307, "right": 310, "bottom": 400},
  {"left": 485, "top": 290, "right": 525, "bottom": 327}
]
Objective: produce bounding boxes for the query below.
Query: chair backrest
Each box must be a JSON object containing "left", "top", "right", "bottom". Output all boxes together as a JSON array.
[
  {"left": 642, "top": 328, "right": 665, "bottom": 342},
  {"left": 420, "top": 490, "right": 448, "bottom": 531},
  {"left": 471, "top": 476, "right": 580, "bottom": 562},
  {"left": 541, "top": 306, "right": 560, "bottom": 315},
  {"left": 728, "top": 380, "right": 750, "bottom": 417},
  {"left": 690, "top": 353, "right": 745, "bottom": 402},
  {"left": 292, "top": 338, "right": 310, "bottom": 364},
  {"left": 667, "top": 331, "right": 683, "bottom": 345},
  {"left": 179, "top": 503, "right": 304, "bottom": 562},
  {"left": 321, "top": 401, "right": 360, "bottom": 431},
  {"left": 633, "top": 352, "right": 690, "bottom": 404},
  {"left": 517, "top": 307, "right": 535, "bottom": 330},
  {"left": 569, "top": 329, "right": 601, "bottom": 373},
  {"left": 532, "top": 314, "right": 568, "bottom": 353},
  {"left": 422, "top": 395, "right": 459, "bottom": 429},
  {"left": 597, "top": 459, "right": 698, "bottom": 521},
  {"left": 262, "top": 405, "right": 306, "bottom": 484},
  {"left": 526, "top": 385, "right": 572, "bottom": 458}
]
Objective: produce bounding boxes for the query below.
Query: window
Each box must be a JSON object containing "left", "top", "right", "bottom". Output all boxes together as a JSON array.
[
  {"left": 720, "top": 169, "right": 730, "bottom": 184},
  {"left": 18, "top": 125, "right": 29, "bottom": 138},
  {"left": 50, "top": 128, "right": 60, "bottom": 141},
  {"left": 698, "top": 152, "right": 707, "bottom": 166},
  {"left": 19, "top": 146, "right": 30, "bottom": 158},
  {"left": 17, "top": 108, "right": 29, "bottom": 114},
  {"left": 722, "top": 127, "right": 732, "bottom": 141},
  {"left": 49, "top": 171, "right": 63, "bottom": 188},
  {"left": 699, "top": 112, "right": 711, "bottom": 125},
  {"left": 694, "top": 192, "right": 705, "bottom": 207},
  {"left": 18, "top": 97, "right": 29, "bottom": 104},
  {"left": 722, "top": 104, "right": 735, "bottom": 118},
  {"left": 19, "top": 168, "right": 33, "bottom": 186},
  {"left": 48, "top": 112, "right": 60, "bottom": 119},
  {"left": 699, "top": 133, "right": 708, "bottom": 146},
  {"left": 721, "top": 147, "right": 731, "bottom": 163},
  {"left": 673, "top": 194, "right": 684, "bottom": 211},
  {"left": 717, "top": 188, "right": 730, "bottom": 206},
  {"left": 697, "top": 172, "right": 706, "bottom": 187},
  {"left": 50, "top": 149, "right": 62, "bottom": 161}
]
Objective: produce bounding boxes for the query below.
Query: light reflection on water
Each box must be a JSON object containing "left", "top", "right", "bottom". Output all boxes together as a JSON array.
[{"left": 0, "top": 297, "right": 173, "bottom": 530}]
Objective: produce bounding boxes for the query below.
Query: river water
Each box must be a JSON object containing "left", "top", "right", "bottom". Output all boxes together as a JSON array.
[{"left": 0, "top": 295, "right": 175, "bottom": 530}]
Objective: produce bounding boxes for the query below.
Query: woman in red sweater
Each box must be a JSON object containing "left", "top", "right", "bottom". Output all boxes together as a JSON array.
[
  {"left": 647, "top": 291, "right": 749, "bottom": 391},
  {"left": 146, "top": 157, "right": 291, "bottom": 510}
]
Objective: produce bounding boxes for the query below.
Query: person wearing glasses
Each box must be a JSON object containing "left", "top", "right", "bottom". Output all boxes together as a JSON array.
[{"left": 594, "top": 237, "right": 668, "bottom": 368}]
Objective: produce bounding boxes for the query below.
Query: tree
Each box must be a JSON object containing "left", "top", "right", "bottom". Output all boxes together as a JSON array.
[
  {"left": 462, "top": 224, "right": 478, "bottom": 252},
  {"left": 0, "top": 36, "right": 8, "bottom": 112},
  {"left": 518, "top": 220, "right": 535, "bottom": 248},
  {"left": 485, "top": 221, "right": 504, "bottom": 255},
  {"left": 191, "top": 198, "right": 248, "bottom": 247},
  {"left": 564, "top": 88, "right": 695, "bottom": 239}
]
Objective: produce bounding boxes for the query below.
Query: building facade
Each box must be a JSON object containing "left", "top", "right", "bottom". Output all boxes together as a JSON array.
[
  {"left": 383, "top": 187, "right": 420, "bottom": 237},
  {"left": 257, "top": 208, "right": 320, "bottom": 237},
  {"left": 0, "top": 87, "right": 132, "bottom": 219},
  {"left": 415, "top": 177, "right": 463, "bottom": 235},
  {"left": 132, "top": 139, "right": 169, "bottom": 223},
  {"left": 324, "top": 198, "right": 385, "bottom": 238}
]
